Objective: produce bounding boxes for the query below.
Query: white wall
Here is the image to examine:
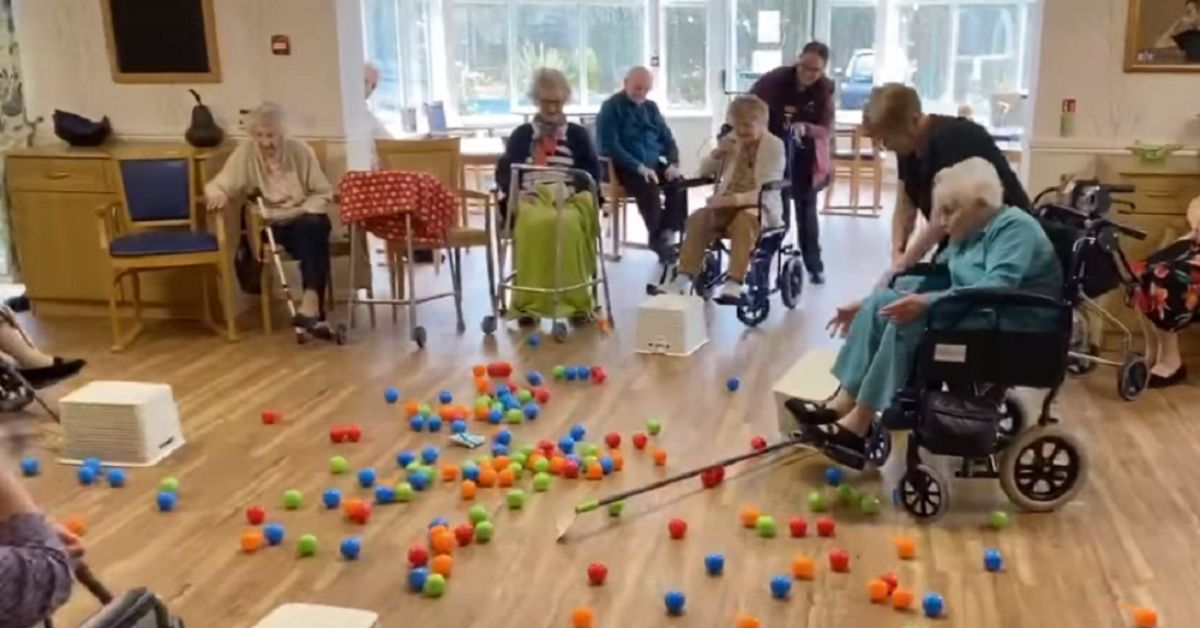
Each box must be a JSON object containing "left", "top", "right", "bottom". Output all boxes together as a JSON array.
[
  {"left": 1026, "top": 0, "right": 1200, "bottom": 192},
  {"left": 15, "top": 0, "right": 348, "bottom": 140}
]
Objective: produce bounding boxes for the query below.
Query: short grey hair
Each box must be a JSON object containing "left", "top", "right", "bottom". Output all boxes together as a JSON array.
[
  {"left": 528, "top": 68, "right": 571, "bottom": 103},
  {"left": 932, "top": 157, "right": 1003, "bottom": 217},
  {"left": 247, "top": 101, "right": 285, "bottom": 132}
]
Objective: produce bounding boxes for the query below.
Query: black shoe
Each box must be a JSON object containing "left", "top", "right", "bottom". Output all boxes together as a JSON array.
[
  {"left": 785, "top": 398, "right": 840, "bottom": 425},
  {"left": 19, "top": 357, "right": 86, "bottom": 389},
  {"left": 809, "top": 271, "right": 825, "bottom": 285},
  {"left": 3, "top": 294, "right": 29, "bottom": 313},
  {"left": 1148, "top": 365, "right": 1187, "bottom": 389}
]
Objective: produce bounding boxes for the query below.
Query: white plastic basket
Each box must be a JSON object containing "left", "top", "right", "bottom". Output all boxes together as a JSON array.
[
  {"left": 635, "top": 294, "right": 708, "bottom": 356},
  {"left": 772, "top": 348, "right": 841, "bottom": 437},
  {"left": 59, "top": 381, "right": 185, "bottom": 467},
  {"left": 252, "top": 604, "right": 380, "bottom": 628}
]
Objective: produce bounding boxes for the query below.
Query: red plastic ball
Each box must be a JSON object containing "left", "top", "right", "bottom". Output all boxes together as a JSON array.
[
  {"left": 538, "top": 439, "right": 555, "bottom": 455},
  {"left": 534, "top": 387, "right": 551, "bottom": 404},
  {"left": 816, "top": 517, "right": 836, "bottom": 537},
  {"left": 700, "top": 468, "right": 722, "bottom": 489},
  {"left": 591, "top": 367, "right": 607, "bottom": 384},
  {"left": 750, "top": 436, "right": 767, "bottom": 451},
  {"left": 587, "top": 562, "right": 608, "bottom": 585},
  {"left": 788, "top": 516, "right": 808, "bottom": 538},
  {"left": 245, "top": 505, "right": 266, "bottom": 525},
  {"left": 667, "top": 517, "right": 688, "bottom": 539},
  {"left": 828, "top": 547, "right": 850, "bottom": 572},
  {"left": 261, "top": 410, "right": 281, "bottom": 425},
  {"left": 486, "top": 363, "right": 503, "bottom": 377},
  {"left": 329, "top": 426, "right": 347, "bottom": 443},
  {"left": 604, "top": 433, "right": 621, "bottom": 449},
  {"left": 632, "top": 433, "right": 649, "bottom": 450},
  {"left": 880, "top": 572, "right": 898, "bottom": 594},
  {"left": 345, "top": 500, "right": 372, "bottom": 525},
  {"left": 454, "top": 523, "right": 474, "bottom": 547},
  {"left": 345, "top": 425, "right": 363, "bottom": 443},
  {"left": 408, "top": 544, "right": 429, "bottom": 567},
  {"left": 563, "top": 460, "right": 580, "bottom": 479}
]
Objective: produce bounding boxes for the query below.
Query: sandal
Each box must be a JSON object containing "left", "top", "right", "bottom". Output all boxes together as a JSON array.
[
  {"left": 804, "top": 422, "right": 870, "bottom": 470},
  {"left": 785, "top": 398, "right": 840, "bottom": 426}
]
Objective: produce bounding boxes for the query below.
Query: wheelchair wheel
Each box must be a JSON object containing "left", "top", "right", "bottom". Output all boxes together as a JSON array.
[
  {"left": 0, "top": 364, "right": 34, "bottom": 413},
  {"left": 778, "top": 257, "right": 804, "bottom": 310},
  {"left": 999, "top": 424, "right": 1088, "bottom": 512},
  {"left": 736, "top": 294, "right": 771, "bottom": 327},
  {"left": 897, "top": 463, "right": 949, "bottom": 523},
  {"left": 1117, "top": 354, "right": 1149, "bottom": 401},
  {"left": 864, "top": 425, "right": 892, "bottom": 467},
  {"left": 481, "top": 315, "right": 498, "bottom": 335},
  {"left": 995, "top": 393, "right": 1027, "bottom": 452}
]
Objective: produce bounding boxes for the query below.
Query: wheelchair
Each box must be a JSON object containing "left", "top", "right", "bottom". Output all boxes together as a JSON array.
[{"left": 648, "top": 178, "right": 807, "bottom": 327}]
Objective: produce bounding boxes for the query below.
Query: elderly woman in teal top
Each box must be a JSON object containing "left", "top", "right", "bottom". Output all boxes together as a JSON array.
[{"left": 798, "top": 157, "right": 1063, "bottom": 456}]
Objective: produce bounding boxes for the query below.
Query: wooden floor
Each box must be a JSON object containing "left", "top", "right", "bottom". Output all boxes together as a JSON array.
[{"left": 18, "top": 211, "right": 1200, "bottom": 628}]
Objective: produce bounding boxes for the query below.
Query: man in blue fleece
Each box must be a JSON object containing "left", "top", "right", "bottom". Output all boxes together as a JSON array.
[{"left": 596, "top": 67, "right": 686, "bottom": 262}]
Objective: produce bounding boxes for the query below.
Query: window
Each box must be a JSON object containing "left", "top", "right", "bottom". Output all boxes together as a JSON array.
[
  {"left": 732, "top": 0, "right": 813, "bottom": 92},
  {"left": 899, "top": 5, "right": 951, "bottom": 105},
  {"left": 454, "top": 2, "right": 509, "bottom": 115},
  {"left": 362, "top": 0, "right": 431, "bottom": 114},
  {"left": 829, "top": 3, "right": 876, "bottom": 80},
  {"left": 663, "top": 2, "right": 708, "bottom": 109},
  {"left": 585, "top": 5, "right": 645, "bottom": 104},
  {"left": 515, "top": 5, "right": 582, "bottom": 107}
]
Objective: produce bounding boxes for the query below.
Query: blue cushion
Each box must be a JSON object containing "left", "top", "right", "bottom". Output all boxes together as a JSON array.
[
  {"left": 119, "top": 159, "right": 192, "bottom": 222},
  {"left": 109, "top": 231, "right": 218, "bottom": 257}
]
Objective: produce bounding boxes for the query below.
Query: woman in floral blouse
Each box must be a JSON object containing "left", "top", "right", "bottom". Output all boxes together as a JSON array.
[{"left": 1132, "top": 194, "right": 1200, "bottom": 388}]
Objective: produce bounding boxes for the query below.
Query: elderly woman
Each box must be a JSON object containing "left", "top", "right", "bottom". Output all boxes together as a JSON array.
[
  {"left": 794, "top": 158, "right": 1061, "bottom": 457},
  {"left": 667, "top": 95, "right": 786, "bottom": 303},
  {"left": 494, "top": 68, "right": 602, "bottom": 322},
  {"left": 205, "top": 103, "right": 334, "bottom": 333},
  {"left": 0, "top": 306, "right": 84, "bottom": 391}
]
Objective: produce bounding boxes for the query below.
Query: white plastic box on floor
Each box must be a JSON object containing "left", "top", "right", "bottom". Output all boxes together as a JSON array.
[
  {"left": 772, "top": 348, "right": 840, "bottom": 436},
  {"left": 60, "top": 381, "right": 185, "bottom": 467},
  {"left": 635, "top": 294, "right": 708, "bottom": 356},
  {"left": 252, "top": 604, "right": 380, "bottom": 628}
]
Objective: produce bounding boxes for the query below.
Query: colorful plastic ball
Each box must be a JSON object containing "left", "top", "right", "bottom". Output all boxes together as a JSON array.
[
  {"left": 770, "top": 574, "right": 792, "bottom": 599},
  {"left": 427, "top": 417, "right": 443, "bottom": 432},
  {"left": 652, "top": 448, "right": 668, "bottom": 466},
  {"left": 392, "top": 451, "right": 413, "bottom": 468},
  {"left": 427, "top": 516, "right": 450, "bottom": 530},
  {"left": 824, "top": 466, "right": 843, "bottom": 486},
  {"left": 491, "top": 443, "right": 509, "bottom": 457},
  {"left": 19, "top": 457, "right": 39, "bottom": 477},
  {"left": 322, "top": 488, "right": 342, "bottom": 510},
  {"left": 155, "top": 491, "right": 177, "bottom": 512},
  {"left": 355, "top": 468, "right": 375, "bottom": 488},
  {"left": 891, "top": 587, "right": 915, "bottom": 610},
  {"left": 988, "top": 510, "right": 1011, "bottom": 530},
  {"left": 1130, "top": 607, "right": 1158, "bottom": 628},
  {"left": 423, "top": 573, "right": 447, "bottom": 598},
  {"left": 105, "top": 468, "right": 127, "bottom": 487},
  {"left": 533, "top": 457, "right": 550, "bottom": 473},
  {"left": 487, "top": 409, "right": 503, "bottom": 424},
  {"left": 563, "top": 459, "right": 581, "bottom": 479},
  {"left": 739, "top": 506, "right": 762, "bottom": 528},
  {"left": 283, "top": 489, "right": 303, "bottom": 510},
  {"left": 756, "top": 515, "right": 778, "bottom": 538},
  {"left": 419, "top": 403, "right": 433, "bottom": 416},
  {"left": 646, "top": 418, "right": 663, "bottom": 436},
  {"left": 409, "top": 471, "right": 431, "bottom": 491},
  {"left": 83, "top": 457, "right": 102, "bottom": 469},
  {"left": 495, "top": 429, "right": 513, "bottom": 445},
  {"left": 474, "top": 520, "right": 495, "bottom": 543},
  {"left": 922, "top": 592, "right": 945, "bottom": 618},
  {"left": 704, "top": 553, "right": 725, "bottom": 575},
  {"left": 77, "top": 466, "right": 98, "bottom": 485},
  {"left": 587, "top": 561, "right": 608, "bottom": 585},
  {"left": 859, "top": 494, "right": 881, "bottom": 515},
  {"left": 527, "top": 371, "right": 543, "bottom": 386},
  {"left": 607, "top": 501, "right": 624, "bottom": 517},
  {"left": 240, "top": 530, "right": 266, "bottom": 553},
  {"left": 408, "top": 567, "right": 430, "bottom": 592},
  {"left": 450, "top": 419, "right": 467, "bottom": 434},
  {"left": 632, "top": 433, "right": 648, "bottom": 449},
  {"left": 668, "top": 517, "right": 688, "bottom": 539},
  {"left": 576, "top": 366, "right": 591, "bottom": 379},
  {"left": 599, "top": 455, "right": 614, "bottom": 475},
  {"left": 807, "top": 491, "right": 827, "bottom": 512},
  {"left": 263, "top": 523, "right": 285, "bottom": 546},
  {"left": 409, "top": 416, "right": 425, "bottom": 432},
  {"left": 553, "top": 365, "right": 567, "bottom": 380},
  {"left": 664, "top": 591, "right": 686, "bottom": 615},
  {"left": 339, "top": 536, "right": 362, "bottom": 560},
  {"left": 533, "top": 472, "right": 552, "bottom": 492},
  {"left": 506, "top": 489, "right": 527, "bottom": 509},
  {"left": 523, "top": 403, "right": 539, "bottom": 419},
  {"left": 505, "top": 409, "right": 523, "bottom": 424},
  {"left": 385, "top": 388, "right": 400, "bottom": 404},
  {"left": 735, "top": 614, "right": 761, "bottom": 628},
  {"left": 421, "top": 446, "right": 440, "bottom": 464},
  {"left": 527, "top": 332, "right": 541, "bottom": 347},
  {"left": 836, "top": 484, "right": 859, "bottom": 506},
  {"left": 517, "top": 389, "right": 534, "bottom": 404},
  {"left": 569, "top": 424, "right": 586, "bottom": 440},
  {"left": 726, "top": 377, "right": 741, "bottom": 391},
  {"left": 983, "top": 548, "right": 1003, "bottom": 572},
  {"left": 374, "top": 485, "right": 396, "bottom": 504},
  {"left": 579, "top": 442, "right": 600, "bottom": 457},
  {"left": 565, "top": 367, "right": 579, "bottom": 381},
  {"left": 462, "top": 464, "right": 480, "bottom": 482},
  {"left": 407, "top": 544, "right": 430, "bottom": 568},
  {"left": 866, "top": 579, "right": 890, "bottom": 603},
  {"left": 438, "top": 390, "right": 453, "bottom": 404},
  {"left": 557, "top": 437, "right": 576, "bottom": 455},
  {"left": 571, "top": 606, "right": 594, "bottom": 628}
]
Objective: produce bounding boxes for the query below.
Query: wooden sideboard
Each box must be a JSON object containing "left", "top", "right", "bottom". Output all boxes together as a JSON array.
[{"left": 4, "top": 141, "right": 236, "bottom": 318}]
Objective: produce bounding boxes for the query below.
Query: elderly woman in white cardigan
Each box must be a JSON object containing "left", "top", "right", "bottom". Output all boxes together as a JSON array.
[{"left": 667, "top": 95, "right": 786, "bottom": 303}]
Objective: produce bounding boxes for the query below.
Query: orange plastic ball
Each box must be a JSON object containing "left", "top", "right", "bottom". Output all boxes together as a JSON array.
[
  {"left": 428, "top": 525, "right": 449, "bottom": 541},
  {"left": 791, "top": 555, "right": 816, "bottom": 580},
  {"left": 734, "top": 614, "right": 761, "bottom": 628},
  {"left": 549, "top": 455, "right": 566, "bottom": 475},
  {"left": 894, "top": 536, "right": 917, "bottom": 560},
  {"left": 866, "top": 578, "right": 889, "bottom": 603},
  {"left": 438, "top": 406, "right": 455, "bottom": 421},
  {"left": 474, "top": 403, "right": 490, "bottom": 420},
  {"left": 739, "top": 506, "right": 761, "bottom": 528},
  {"left": 431, "top": 531, "right": 456, "bottom": 555},
  {"left": 441, "top": 464, "right": 460, "bottom": 482},
  {"left": 477, "top": 467, "right": 498, "bottom": 488},
  {"left": 586, "top": 463, "right": 604, "bottom": 480},
  {"left": 610, "top": 451, "right": 624, "bottom": 471},
  {"left": 652, "top": 448, "right": 668, "bottom": 466},
  {"left": 527, "top": 453, "right": 546, "bottom": 470},
  {"left": 473, "top": 364, "right": 487, "bottom": 377},
  {"left": 497, "top": 468, "right": 515, "bottom": 487},
  {"left": 571, "top": 606, "right": 595, "bottom": 628},
  {"left": 492, "top": 456, "right": 511, "bottom": 471},
  {"left": 891, "top": 586, "right": 914, "bottom": 610},
  {"left": 475, "top": 377, "right": 490, "bottom": 394},
  {"left": 63, "top": 516, "right": 87, "bottom": 537},
  {"left": 404, "top": 400, "right": 420, "bottom": 417},
  {"left": 1130, "top": 607, "right": 1158, "bottom": 628},
  {"left": 239, "top": 530, "right": 265, "bottom": 553},
  {"left": 342, "top": 498, "right": 364, "bottom": 517},
  {"left": 431, "top": 554, "right": 453, "bottom": 577},
  {"left": 461, "top": 480, "right": 477, "bottom": 500}
]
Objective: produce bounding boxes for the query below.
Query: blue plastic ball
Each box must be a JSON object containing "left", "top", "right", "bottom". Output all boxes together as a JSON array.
[
  {"left": 322, "top": 488, "right": 342, "bottom": 510},
  {"left": 357, "top": 468, "right": 377, "bottom": 488},
  {"left": 428, "top": 516, "right": 450, "bottom": 529},
  {"left": 983, "top": 548, "right": 1003, "bottom": 572},
  {"left": 527, "top": 372, "right": 543, "bottom": 386},
  {"left": 397, "top": 450, "right": 416, "bottom": 468},
  {"left": 528, "top": 333, "right": 541, "bottom": 347},
  {"left": 340, "top": 536, "right": 362, "bottom": 560},
  {"left": 922, "top": 593, "right": 945, "bottom": 618},
  {"left": 704, "top": 553, "right": 725, "bottom": 575},
  {"left": 375, "top": 485, "right": 396, "bottom": 504},
  {"left": 770, "top": 574, "right": 792, "bottom": 599},
  {"left": 523, "top": 403, "right": 539, "bottom": 420},
  {"left": 77, "top": 466, "right": 97, "bottom": 485},
  {"left": 409, "top": 416, "right": 426, "bottom": 432},
  {"left": 83, "top": 457, "right": 102, "bottom": 470},
  {"left": 495, "top": 429, "right": 513, "bottom": 446},
  {"left": 824, "top": 466, "right": 844, "bottom": 486},
  {"left": 558, "top": 436, "right": 576, "bottom": 455},
  {"left": 106, "top": 468, "right": 127, "bottom": 487},
  {"left": 462, "top": 464, "right": 480, "bottom": 482},
  {"left": 263, "top": 523, "right": 285, "bottom": 546},
  {"left": 487, "top": 409, "right": 503, "bottom": 424},
  {"left": 504, "top": 397, "right": 520, "bottom": 411},
  {"left": 156, "top": 491, "right": 177, "bottom": 512},
  {"left": 19, "top": 457, "right": 39, "bottom": 477},
  {"left": 438, "top": 390, "right": 453, "bottom": 404},
  {"left": 408, "top": 567, "right": 430, "bottom": 592},
  {"left": 570, "top": 424, "right": 586, "bottom": 441},
  {"left": 664, "top": 590, "right": 686, "bottom": 615},
  {"left": 384, "top": 388, "right": 400, "bottom": 404},
  {"left": 410, "top": 470, "right": 431, "bottom": 491},
  {"left": 599, "top": 455, "right": 614, "bottom": 475},
  {"left": 421, "top": 446, "right": 440, "bottom": 464},
  {"left": 577, "top": 366, "right": 591, "bottom": 379},
  {"left": 427, "top": 417, "right": 443, "bottom": 432},
  {"left": 726, "top": 377, "right": 741, "bottom": 392},
  {"left": 565, "top": 367, "right": 578, "bottom": 381},
  {"left": 492, "top": 443, "right": 509, "bottom": 457},
  {"left": 451, "top": 419, "right": 467, "bottom": 434}
]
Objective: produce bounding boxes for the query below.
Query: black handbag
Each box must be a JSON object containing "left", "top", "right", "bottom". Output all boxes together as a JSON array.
[
  {"left": 917, "top": 390, "right": 1002, "bottom": 457},
  {"left": 53, "top": 110, "right": 112, "bottom": 147}
]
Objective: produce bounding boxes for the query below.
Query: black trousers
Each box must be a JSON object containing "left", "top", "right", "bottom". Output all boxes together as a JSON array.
[
  {"left": 789, "top": 142, "right": 824, "bottom": 274},
  {"left": 270, "top": 213, "right": 332, "bottom": 314},
  {"left": 615, "top": 163, "right": 688, "bottom": 251}
]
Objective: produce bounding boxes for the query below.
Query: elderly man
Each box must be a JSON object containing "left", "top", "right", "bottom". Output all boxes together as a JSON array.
[{"left": 596, "top": 66, "right": 685, "bottom": 262}]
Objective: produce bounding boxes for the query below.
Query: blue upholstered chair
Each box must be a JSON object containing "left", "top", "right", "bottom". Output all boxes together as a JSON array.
[{"left": 95, "top": 152, "right": 237, "bottom": 351}]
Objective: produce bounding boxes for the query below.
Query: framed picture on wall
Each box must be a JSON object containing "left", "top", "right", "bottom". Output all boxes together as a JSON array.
[
  {"left": 100, "top": 0, "right": 221, "bottom": 83},
  {"left": 1125, "top": 0, "right": 1200, "bottom": 72}
]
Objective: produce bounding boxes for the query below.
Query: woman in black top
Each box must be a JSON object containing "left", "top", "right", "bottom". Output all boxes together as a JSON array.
[{"left": 865, "top": 83, "right": 1029, "bottom": 276}]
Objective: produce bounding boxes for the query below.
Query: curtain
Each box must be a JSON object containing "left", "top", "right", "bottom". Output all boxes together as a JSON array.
[{"left": 0, "top": 0, "right": 32, "bottom": 279}]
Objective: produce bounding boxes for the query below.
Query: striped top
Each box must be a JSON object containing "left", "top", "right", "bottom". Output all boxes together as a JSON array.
[{"left": 522, "top": 133, "right": 577, "bottom": 190}]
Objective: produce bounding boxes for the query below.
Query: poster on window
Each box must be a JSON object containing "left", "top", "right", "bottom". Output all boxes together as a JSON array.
[{"left": 757, "top": 11, "right": 781, "bottom": 44}]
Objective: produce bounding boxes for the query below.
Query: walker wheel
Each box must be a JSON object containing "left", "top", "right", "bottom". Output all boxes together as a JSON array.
[
  {"left": 898, "top": 463, "right": 949, "bottom": 523},
  {"left": 552, "top": 322, "right": 568, "bottom": 343},
  {"left": 999, "top": 424, "right": 1088, "bottom": 512},
  {"left": 1066, "top": 343, "right": 1100, "bottom": 376},
  {"left": 481, "top": 315, "right": 498, "bottom": 335},
  {"left": 1117, "top": 354, "right": 1148, "bottom": 401},
  {"left": 779, "top": 257, "right": 804, "bottom": 310},
  {"left": 413, "top": 326, "right": 427, "bottom": 349}
]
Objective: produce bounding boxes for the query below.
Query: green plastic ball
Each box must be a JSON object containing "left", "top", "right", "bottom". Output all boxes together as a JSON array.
[
  {"left": 505, "top": 409, "right": 524, "bottom": 424},
  {"left": 988, "top": 510, "right": 1011, "bottom": 530},
  {"left": 297, "top": 534, "right": 317, "bottom": 556},
  {"left": 511, "top": 452, "right": 528, "bottom": 467},
  {"left": 506, "top": 489, "right": 527, "bottom": 510},
  {"left": 646, "top": 418, "right": 663, "bottom": 436},
  {"left": 607, "top": 501, "right": 625, "bottom": 517},
  {"left": 579, "top": 443, "right": 600, "bottom": 457},
  {"left": 517, "top": 389, "right": 533, "bottom": 403},
  {"left": 509, "top": 462, "right": 524, "bottom": 475},
  {"left": 423, "top": 573, "right": 447, "bottom": 597},
  {"left": 406, "top": 461, "right": 423, "bottom": 473},
  {"left": 158, "top": 476, "right": 180, "bottom": 493},
  {"left": 418, "top": 403, "right": 432, "bottom": 416},
  {"left": 837, "top": 484, "right": 859, "bottom": 505},
  {"left": 518, "top": 443, "right": 536, "bottom": 456},
  {"left": 582, "top": 455, "right": 599, "bottom": 469},
  {"left": 395, "top": 483, "right": 414, "bottom": 503},
  {"left": 553, "top": 365, "right": 567, "bottom": 380},
  {"left": 533, "top": 458, "right": 550, "bottom": 473},
  {"left": 807, "top": 491, "right": 827, "bottom": 512},
  {"left": 283, "top": 489, "right": 303, "bottom": 510},
  {"left": 468, "top": 504, "right": 489, "bottom": 524},
  {"left": 755, "top": 515, "right": 778, "bottom": 538},
  {"left": 475, "top": 395, "right": 492, "bottom": 407},
  {"left": 533, "top": 472, "right": 552, "bottom": 491},
  {"left": 491, "top": 402, "right": 503, "bottom": 412},
  {"left": 859, "top": 494, "right": 882, "bottom": 515},
  {"left": 474, "top": 455, "right": 493, "bottom": 468},
  {"left": 475, "top": 520, "right": 495, "bottom": 543},
  {"left": 329, "top": 456, "right": 349, "bottom": 474}
]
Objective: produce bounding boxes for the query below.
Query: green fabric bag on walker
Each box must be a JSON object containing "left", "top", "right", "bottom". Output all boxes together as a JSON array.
[{"left": 511, "top": 183, "right": 599, "bottom": 319}]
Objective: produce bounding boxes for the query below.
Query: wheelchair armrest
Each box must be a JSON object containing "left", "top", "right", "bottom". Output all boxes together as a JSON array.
[
  {"left": 930, "top": 287, "right": 1066, "bottom": 312},
  {"left": 887, "top": 263, "right": 948, "bottom": 288}
]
